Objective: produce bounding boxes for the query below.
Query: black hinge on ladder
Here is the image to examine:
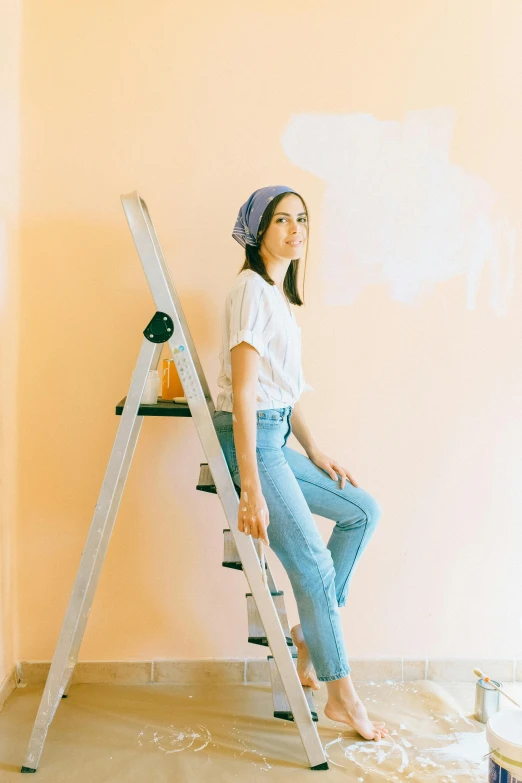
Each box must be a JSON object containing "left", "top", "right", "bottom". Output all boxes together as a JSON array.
[{"left": 143, "top": 312, "right": 174, "bottom": 343}]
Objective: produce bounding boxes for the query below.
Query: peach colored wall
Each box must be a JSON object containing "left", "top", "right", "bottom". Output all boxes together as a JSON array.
[
  {"left": 17, "top": 1, "right": 522, "bottom": 664},
  {"left": 0, "top": 0, "right": 21, "bottom": 687}
]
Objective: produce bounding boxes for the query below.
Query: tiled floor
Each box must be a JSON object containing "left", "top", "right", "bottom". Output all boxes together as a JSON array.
[{"left": 0, "top": 680, "right": 520, "bottom": 782}]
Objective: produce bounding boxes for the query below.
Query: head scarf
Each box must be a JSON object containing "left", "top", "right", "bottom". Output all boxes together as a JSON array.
[{"left": 232, "top": 185, "right": 297, "bottom": 248}]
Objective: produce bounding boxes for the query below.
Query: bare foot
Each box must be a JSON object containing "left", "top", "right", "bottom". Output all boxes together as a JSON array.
[
  {"left": 324, "top": 697, "right": 388, "bottom": 741},
  {"left": 290, "top": 624, "right": 320, "bottom": 690}
]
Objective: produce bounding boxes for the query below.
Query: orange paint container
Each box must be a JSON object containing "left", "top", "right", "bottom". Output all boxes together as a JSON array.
[{"left": 161, "top": 358, "right": 184, "bottom": 400}]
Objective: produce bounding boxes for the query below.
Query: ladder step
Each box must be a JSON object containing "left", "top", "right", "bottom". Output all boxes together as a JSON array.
[
  {"left": 222, "top": 528, "right": 270, "bottom": 571},
  {"left": 222, "top": 528, "right": 242, "bottom": 569},
  {"left": 196, "top": 463, "right": 241, "bottom": 497},
  {"left": 268, "top": 655, "right": 318, "bottom": 722},
  {"left": 222, "top": 528, "right": 244, "bottom": 570},
  {"left": 196, "top": 462, "right": 216, "bottom": 493},
  {"left": 246, "top": 592, "right": 293, "bottom": 647}
]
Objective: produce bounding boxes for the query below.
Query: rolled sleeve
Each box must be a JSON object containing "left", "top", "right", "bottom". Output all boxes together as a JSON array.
[
  {"left": 229, "top": 328, "right": 265, "bottom": 356},
  {"left": 228, "top": 278, "right": 274, "bottom": 357}
]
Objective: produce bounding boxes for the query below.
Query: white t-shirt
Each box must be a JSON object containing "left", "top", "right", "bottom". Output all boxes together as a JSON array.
[{"left": 216, "top": 269, "right": 313, "bottom": 412}]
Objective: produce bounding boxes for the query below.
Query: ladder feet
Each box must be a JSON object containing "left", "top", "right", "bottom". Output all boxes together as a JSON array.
[
  {"left": 21, "top": 767, "right": 37, "bottom": 773},
  {"left": 311, "top": 762, "right": 329, "bottom": 770}
]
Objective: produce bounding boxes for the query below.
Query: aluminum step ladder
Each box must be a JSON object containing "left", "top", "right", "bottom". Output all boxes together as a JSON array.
[{"left": 21, "top": 191, "right": 327, "bottom": 773}]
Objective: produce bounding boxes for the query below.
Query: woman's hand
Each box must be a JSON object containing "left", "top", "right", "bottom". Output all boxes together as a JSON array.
[
  {"left": 239, "top": 484, "right": 270, "bottom": 545},
  {"left": 307, "top": 450, "right": 358, "bottom": 489}
]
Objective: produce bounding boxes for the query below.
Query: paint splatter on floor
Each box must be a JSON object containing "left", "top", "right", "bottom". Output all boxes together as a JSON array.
[
  {"left": 324, "top": 726, "right": 488, "bottom": 780},
  {"left": 137, "top": 723, "right": 211, "bottom": 754},
  {"left": 321, "top": 681, "right": 490, "bottom": 781},
  {"left": 229, "top": 723, "right": 272, "bottom": 771}
]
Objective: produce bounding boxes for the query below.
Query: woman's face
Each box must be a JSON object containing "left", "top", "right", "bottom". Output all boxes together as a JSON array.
[{"left": 260, "top": 193, "right": 308, "bottom": 260}]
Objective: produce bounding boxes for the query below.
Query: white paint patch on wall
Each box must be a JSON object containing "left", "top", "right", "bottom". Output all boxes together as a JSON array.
[{"left": 281, "top": 108, "right": 516, "bottom": 316}]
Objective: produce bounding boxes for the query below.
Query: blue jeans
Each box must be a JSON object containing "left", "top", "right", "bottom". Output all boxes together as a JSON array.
[{"left": 213, "top": 405, "right": 382, "bottom": 682}]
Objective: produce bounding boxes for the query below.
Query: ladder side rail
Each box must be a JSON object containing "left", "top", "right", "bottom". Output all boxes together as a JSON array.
[
  {"left": 61, "top": 381, "right": 147, "bottom": 698},
  {"left": 54, "top": 406, "right": 144, "bottom": 705},
  {"left": 58, "top": 338, "right": 162, "bottom": 690},
  {"left": 203, "top": 416, "right": 326, "bottom": 768},
  {"left": 60, "top": 416, "right": 139, "bottom": 700},
  {"left": 121, "top": 192, "right": 213, "bottom": 407},
  {"left": 189, "top": 390, "right": 326, "bottom": 767},
  {"left": 22, "top": 339, "right": 161, "bottom": 772}
]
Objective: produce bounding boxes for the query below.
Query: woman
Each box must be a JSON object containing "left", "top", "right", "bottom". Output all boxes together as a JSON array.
[{"left": 213, "top": 185, "right": 387, "bottom": 742}]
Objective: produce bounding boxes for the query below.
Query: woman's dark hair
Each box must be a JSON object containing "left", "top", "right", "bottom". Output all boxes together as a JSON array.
[{"left": 238, "top": 191, "right": 309, "bottom": 306}]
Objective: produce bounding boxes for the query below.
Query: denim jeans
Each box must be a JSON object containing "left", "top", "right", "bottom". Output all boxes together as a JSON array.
[{"left": 213, "top": 405, "right": 382, "bottom": 682}]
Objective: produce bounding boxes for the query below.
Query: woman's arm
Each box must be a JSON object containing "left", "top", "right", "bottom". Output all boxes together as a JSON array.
[
  {"left": 230, "top": 341, "right": 262, "bottom": 489},
  {"left": 230, "top": 342, "right": 270, "bottom": 544}
]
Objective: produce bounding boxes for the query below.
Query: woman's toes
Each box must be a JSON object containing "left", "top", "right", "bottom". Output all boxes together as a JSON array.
[{"left": 371, "top": 722, "right": 387, "bottom": 740}]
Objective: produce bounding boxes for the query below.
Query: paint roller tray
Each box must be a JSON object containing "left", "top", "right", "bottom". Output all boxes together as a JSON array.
[{"left": 115, "top": 397, "right": 191, "bottom": 417}]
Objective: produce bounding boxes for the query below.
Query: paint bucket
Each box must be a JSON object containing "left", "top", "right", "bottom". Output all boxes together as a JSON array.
[
  {"left": 486, "top": 710, "right": 522, "bottom": 783},
  {"left": 475, "top": 678, "right": 500, "bottom": 723}
]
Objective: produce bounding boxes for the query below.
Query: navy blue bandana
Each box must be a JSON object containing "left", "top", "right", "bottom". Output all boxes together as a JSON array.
[{"left": 232, "top": 185, "right": 297, "bottom": 248}]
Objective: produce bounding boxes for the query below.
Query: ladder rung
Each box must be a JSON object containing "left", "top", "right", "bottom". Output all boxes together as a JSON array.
[
  {"left": 196, "top": 463, "right": 240, "bottom": 497},
  {"left": 115, "top": 397, "right": 191, "bottom": 417},
  {"left": 222, "top": 528, "right": 242, "bottom": 569},
  {"left": 222, "top": 528, "right": 270, "bottom": 571},
  {"left": 196, "top": 463, "right": 216, "bottom": 493},
  {"left": 268, "top": 655, "right": 318, "bottom": 722},
  {"left": 246, "top": 592, "right": 293, "bottom": 647}
]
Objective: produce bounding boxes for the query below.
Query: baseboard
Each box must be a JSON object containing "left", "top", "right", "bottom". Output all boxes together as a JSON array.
[
  {"left": 16, "top": 658, "right": 522, "bottom": 686},
  {"left": 0, "top": 667, "right": 18, "bottom": 710}
]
